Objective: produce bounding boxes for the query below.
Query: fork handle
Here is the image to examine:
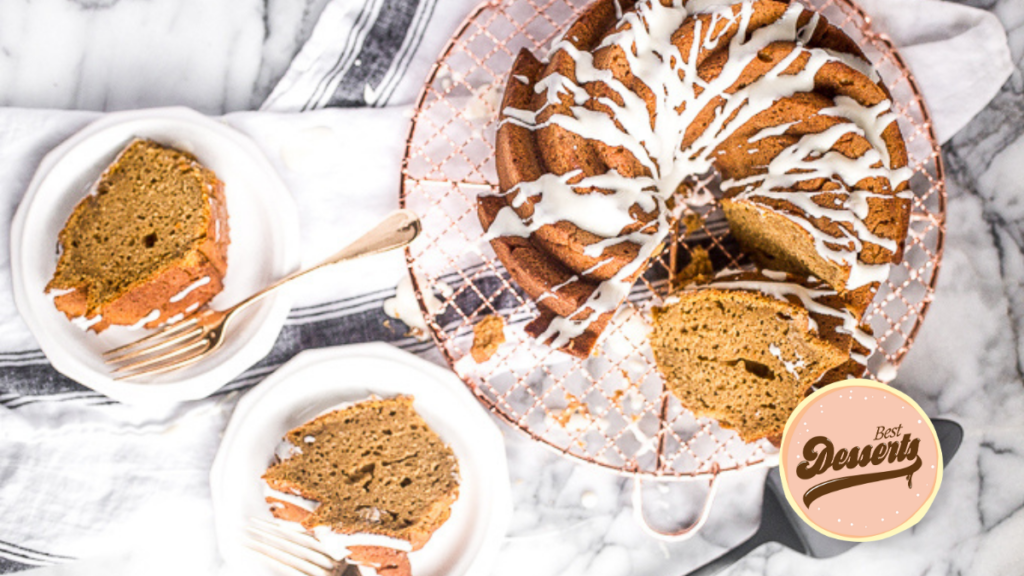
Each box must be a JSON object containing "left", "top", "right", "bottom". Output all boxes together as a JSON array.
[{"left": 228, "top": 209, "right": 421, "bottom": 315}]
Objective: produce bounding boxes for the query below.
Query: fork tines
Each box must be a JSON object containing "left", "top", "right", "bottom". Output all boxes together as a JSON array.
[
  {"left": 103, "top": 315, "right": 209, "bottom": 380},
  {"left": 245, "top": 518, "right": 343, "bottom": 576}
]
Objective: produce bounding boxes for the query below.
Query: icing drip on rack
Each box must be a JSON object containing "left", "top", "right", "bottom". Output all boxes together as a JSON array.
[{"left": 489, "top": 0, "right": 902, "bottom": 350}]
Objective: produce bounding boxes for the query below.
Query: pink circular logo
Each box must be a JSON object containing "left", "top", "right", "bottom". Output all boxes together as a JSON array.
[{"left": 779, "top": 379, "right": 943, "bottom": 541}]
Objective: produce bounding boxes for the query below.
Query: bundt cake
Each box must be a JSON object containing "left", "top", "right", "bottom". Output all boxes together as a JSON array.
[
  {"left": 650, "top": 270, "right": 872, "bottom": 440},
  {"left": 479, "top": 0, "right": 911, "bottom": 358},
  {"left": 262, "top": 396, "right": 460, "bottom": 574},
  {"left": 46, "top": 138, "right": 229, "bottom": 332}
]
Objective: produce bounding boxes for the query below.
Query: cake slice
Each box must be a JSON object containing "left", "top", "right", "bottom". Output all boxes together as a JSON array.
[
  {"left": 650, "top": 270, "right": 869, "bottom": 441},
  {"left": 262, "top": 396, "right": 460, "bottom": 575},
  {"left": 46, "top": 138, "right": 229, "bottom": 332}
]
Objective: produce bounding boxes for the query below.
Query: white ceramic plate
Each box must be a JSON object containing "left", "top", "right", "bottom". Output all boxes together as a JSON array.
[
  {"left": 10, "top": 107, "right": 300, "bottom": 405},
  {"left": 210, "top": 343, "right": 511, "bottom": 576}
]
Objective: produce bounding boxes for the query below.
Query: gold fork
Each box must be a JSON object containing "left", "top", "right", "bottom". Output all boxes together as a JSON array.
[
  {"left": 104, "top": 209, "right": 421, "bottom": 380},
  {"left": 245, "top": 517, "right": 360, "bottom": 576}
]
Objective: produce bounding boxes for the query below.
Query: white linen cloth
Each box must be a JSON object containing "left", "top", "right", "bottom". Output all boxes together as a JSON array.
[{"left": 0, "top": 0, "right": 1011, "bottom": 574}]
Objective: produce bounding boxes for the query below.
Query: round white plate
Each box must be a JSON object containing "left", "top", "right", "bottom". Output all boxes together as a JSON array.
[
  {"left": 210, "top": 343, "right": 512, "bottom": 576},
  {"left": 10, "top": 107, "right": 300, "bottom": 405}
]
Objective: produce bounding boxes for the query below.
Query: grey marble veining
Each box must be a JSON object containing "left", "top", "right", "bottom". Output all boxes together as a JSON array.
[{"left": 2, "top": 0, "right": 1023, "bottom": 575}]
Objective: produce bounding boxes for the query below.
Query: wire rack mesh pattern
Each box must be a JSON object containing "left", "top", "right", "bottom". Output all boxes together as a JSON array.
[{"left": 400, "top": 0, "right": 946, "bottom": 478}]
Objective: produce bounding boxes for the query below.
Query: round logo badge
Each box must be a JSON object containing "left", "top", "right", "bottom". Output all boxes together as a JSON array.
[{"left": 779, "top": 379, "right": 943, "bottom": 541}]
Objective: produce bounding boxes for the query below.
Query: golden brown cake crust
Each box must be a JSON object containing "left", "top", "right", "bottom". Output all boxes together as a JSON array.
[
  {"left": 348, "top": 546, "right": 412, "bottom": 576},
  {"left": 46, "top": 138, "right": 229, "bottom": 332}
]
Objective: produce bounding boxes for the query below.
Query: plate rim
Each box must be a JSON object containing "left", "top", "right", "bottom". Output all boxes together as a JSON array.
[
  {"left": 9, "top": 106, "right": 301, "bottom": 405},
  {"left": 209, "top": 342, "right": 512, "bottom": 576}
]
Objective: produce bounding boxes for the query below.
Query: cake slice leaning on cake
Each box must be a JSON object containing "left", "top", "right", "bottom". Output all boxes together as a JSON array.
[
  {"left": 650, "top": 270, "right": 873, "bottom": 441},
  {"left": 46, "top": 138, "right": 229, "bottom": 332},
  {"left": 262, "top": 396, "right": 460, "bottom": 576}
]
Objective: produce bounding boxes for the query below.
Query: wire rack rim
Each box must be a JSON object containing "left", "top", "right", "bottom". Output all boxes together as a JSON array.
[{"left": 398, "top": 0, "right": 947, "bottom": 480}]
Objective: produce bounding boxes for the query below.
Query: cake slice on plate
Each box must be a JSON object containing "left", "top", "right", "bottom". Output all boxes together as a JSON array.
[
  {"left": 262, "top": 396, "right": 460, "bottom": 576},
  {"left": 46, "top": 138, "right": 229, "bottom": 332}
]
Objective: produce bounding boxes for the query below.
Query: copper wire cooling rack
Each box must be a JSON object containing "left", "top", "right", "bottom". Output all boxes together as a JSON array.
[{"left": 399, "top": 0, "right": 946, "bottom": 485}]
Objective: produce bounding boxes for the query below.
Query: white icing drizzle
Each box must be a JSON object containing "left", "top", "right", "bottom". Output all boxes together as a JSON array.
[
  {"left": 266, "top": 518, "right": 414, "bottom": 562},
  {"left": 769, "top": 343, "right": 806, "bottom": 376},
  {"left": 536, "top": 274, "right": 580, "bottom": 303},
  {"left": 264, "top": 486, "right": 317, "bottom": 512},
  {"left": 169, "top": 276, "right": 211, "bottom": 303},
  {"left": 47, "top": 287, "right": 77, "bottom": 298},
  {"left": 487, "top": 0, "right": 902, "bottom": 349},
  {"left": 876, "top": 359, "right": 897, "bottom": 382},
  {"left": 71, "top": 314, "right": 103, "bottom": 331},
  {"left": 382, "top": 272, "right": 450, "bottom": 337},
  {"left": 127, "top": 309, "right": 161, "bottom": 331},
  {"left": 274, "top": 440, "right": 303, "bottom": 461},
  {"left": 310, "top": 526, "right": 413, "bottom": 559},
  {"left": 748, "top": 121, "right": 797, "bottom": 142},
  {"left": 581, "top": 257, "right": 616, "bottom": 276}
]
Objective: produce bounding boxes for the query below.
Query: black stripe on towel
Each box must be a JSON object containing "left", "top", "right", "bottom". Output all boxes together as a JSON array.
[
  {"left": 378, "top": 0, "right": 439, "bottom": 106},
  {"left": 302, "top": 0, "right": 383, "bottom": 110},
  {"left": 324, "top": 0, "right": 423, "bottom": 107},
  {"left": 0, "top": 557, "right": 35, "bottom": 574},
  {"left": 1, "top": 267, "right": 522, "bottom": 406}
]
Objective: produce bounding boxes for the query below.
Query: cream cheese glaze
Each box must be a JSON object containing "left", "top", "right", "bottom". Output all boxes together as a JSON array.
[{"left": 168, "top": 276, "right": 211, "bottom": 303}]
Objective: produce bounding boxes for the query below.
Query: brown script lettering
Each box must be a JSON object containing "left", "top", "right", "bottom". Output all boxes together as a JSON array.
[{"left": 794, "top": 433, "right": 924, "bottom": 507}]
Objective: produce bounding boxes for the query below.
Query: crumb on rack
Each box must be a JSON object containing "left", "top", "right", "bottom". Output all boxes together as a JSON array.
[
  {"left": 471, "top": 314, "right": 506, "bottom": 363},
  {"left": 553, "top": 396, "right": 590, "bottom": 428},
  {"left": 671, "top": 245, "right": 713, "bottom": 290},
  {"left": 680, "top": 212, "right": 704, "bottom": 237}
]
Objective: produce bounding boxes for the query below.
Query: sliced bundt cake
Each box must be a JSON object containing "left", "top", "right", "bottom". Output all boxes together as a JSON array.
[
  {"left": 480, "top": 0, "right": 911, "bottom": 357},
  {"left": 650, "top": 270, "right": 870, "bottom": 441},
  {"left": 262, "top": 396, "right": 460, "bottom": 573},
  {"left": 46, "top": 138, "right": 229, "bottom": 332}
]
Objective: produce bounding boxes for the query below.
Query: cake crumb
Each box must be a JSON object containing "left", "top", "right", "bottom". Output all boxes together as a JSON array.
[
  {"left": 680, "top": 213, "right": 704, "bottom": 237},
  {"left": 672, "top": 246, "right": 713, "bottom": 289},
  {"left": 471, "top": 315, "right": 506, "bottom": 363},
  {"left": 551, "top": 396, "right": 590, "bottom": 433},
  {"left": 612, "top": 389, "right": 626, "bottom": 404}
]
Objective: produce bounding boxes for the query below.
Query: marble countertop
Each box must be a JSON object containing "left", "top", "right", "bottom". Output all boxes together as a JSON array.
[{"left": 3, "top": 0, "right": 1024, "bottom": 575}]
